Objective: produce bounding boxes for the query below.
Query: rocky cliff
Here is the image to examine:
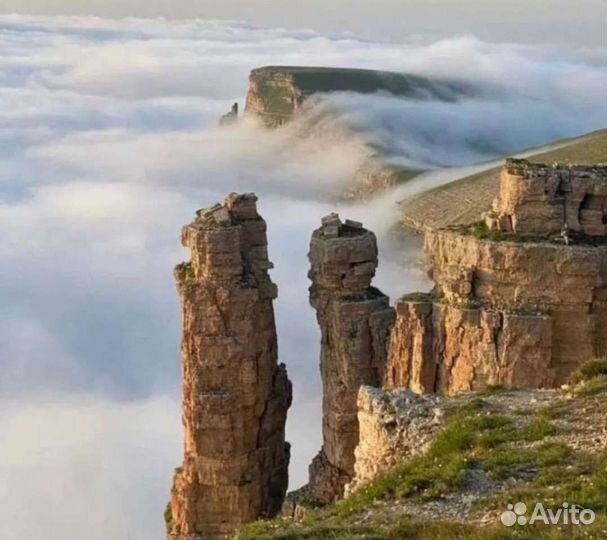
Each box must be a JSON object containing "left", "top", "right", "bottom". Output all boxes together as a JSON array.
[
  {"left": 245, "top": 66, "right": 471, "bottom": 128},
  {"left": 164, "top": 156, "right": 607, "bottom": 538},
  {"left": 399, "top": 129, "right": 607, "bottom": 233},
  {"left": 347, "top": 386, "right": 444, "bottom": 494},
  {"left": 386, "top": 160, "right": 607, "bottom": 396},
  {"left": 486, "top": 158, "right": 607, "bottom": 236},
  {"left": 166, "top": 193, "right": 292, "bottom": 540},
  {"left": 238, "top": 369, "right": 607, "bottom": 539},
  {"left": 306, "top": 214, "right": 395, "bottom": 503}
]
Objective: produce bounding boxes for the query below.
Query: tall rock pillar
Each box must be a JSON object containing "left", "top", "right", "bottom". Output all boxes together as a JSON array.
[
  {"left": 307, "top": 214, "right": 395, "bottom": 503},
  {"left": 167, "top": 193, "right": 292, "bottom": 540}
]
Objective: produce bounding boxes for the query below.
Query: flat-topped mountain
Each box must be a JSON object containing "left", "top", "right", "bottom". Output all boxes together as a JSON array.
[{"left": 245, "top": 65, "right": 472, "bottom": 127}]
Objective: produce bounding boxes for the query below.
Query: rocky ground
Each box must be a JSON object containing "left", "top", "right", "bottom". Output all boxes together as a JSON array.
[{"left": 235, "top": 361, "right": 607, "bottom": 540}]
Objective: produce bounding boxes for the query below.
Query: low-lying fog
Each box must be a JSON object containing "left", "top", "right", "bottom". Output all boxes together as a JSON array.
[{"left": 1, "top": 15, "right": 606, "bottom": 540}]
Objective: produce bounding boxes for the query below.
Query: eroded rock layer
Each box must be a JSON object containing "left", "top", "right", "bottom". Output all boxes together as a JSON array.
[
  {"left": 307, "top": 214, "right": 395, "bottom": 503},
  {"left": 486, "top": 159, "right": 607, "bottom": 236},
  {"left": 386, "top": 161, "right": 607, "bottom": 396},
  {"left": 386, "top": 233, "right": 607, "bottom": 395},
  {"left": 347, "top": 386, "right": 445, "bottom": 494},
  {"left": 167, "top": 193, "right": 292, "bottom": 540}
]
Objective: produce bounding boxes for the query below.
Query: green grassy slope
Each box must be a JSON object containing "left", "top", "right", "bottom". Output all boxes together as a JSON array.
[
  {"left": 400, "top": 129, "right": 607, "bottom": 232},
  {"left": 235, "top": 365, "right": 607, "bottom": 540}
]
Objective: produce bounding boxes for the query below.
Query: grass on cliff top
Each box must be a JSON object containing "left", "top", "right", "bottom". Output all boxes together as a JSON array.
[
  {"left": 235, "top": 377, "right": 607, "bottom": 540},
  {"left": 450, "top": 129, "right": 607, "bottom": 193},
  {"left": 400, "top": 129, "right": 607, "bottom": 232},
  {"left": 529, "top": 130, "right": 607, "bottom": 166},
  {"left": 256, "top": 67, "right": 471, "bottom": 103},
  {"left": 460, "top": 221, "right": 550, "bottom": 243},
  {"left": 460, "top": 221, "right": 607, "bottom": 247},
  {"left": 331, "top": 398, "right": 559, "bottom": 519}
]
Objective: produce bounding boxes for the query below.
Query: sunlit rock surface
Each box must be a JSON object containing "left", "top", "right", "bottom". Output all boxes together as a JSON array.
[
  {"left": 167, "top": 193, "right": 292, "bottom": 540},
  {"left": 306, "top": 214, "right": 395, "bottom": 503},
  {"left": 386, "top": 160, "right": 607, "bottom": 395}
]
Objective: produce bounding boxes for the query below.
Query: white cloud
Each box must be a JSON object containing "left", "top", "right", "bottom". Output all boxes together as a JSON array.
[
  {"left": 0, "top": 14, "right": 605, "bottom": 539},
  {"left": 1, "top": 2, "right": 604, "bottom": 49},
  {"left": 0, "top": 395, "right": 180, "bottom": 540}
]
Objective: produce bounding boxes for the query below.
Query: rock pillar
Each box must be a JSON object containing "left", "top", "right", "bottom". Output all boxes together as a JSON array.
[
  {"left": 307, "top": 214, "right": 395, "bottom": 503},
  {"left": 166, "top": 193, "right": 292, "bottom": 540}
]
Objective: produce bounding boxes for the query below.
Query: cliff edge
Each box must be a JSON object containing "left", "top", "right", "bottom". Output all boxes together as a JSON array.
[
  {"left": 245, "top": 65, "right": 472, "bottom": 128},
  {"left": 166, "top": 193, "right": 292, "bottom": 540}
]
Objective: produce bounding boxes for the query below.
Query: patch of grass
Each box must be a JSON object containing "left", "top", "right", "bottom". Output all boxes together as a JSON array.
[
  {"left": 481, "top": 385, "right": 510, "bottom": 395},
  {"left": 537, "top": 402, "right": 569, "bottom": 420},
  {"left": 164, "top": 503, "right": 173, "bottom": 535},
  {"left": 578, "top": 452, "right": 607, "bottom": 512},
  {"left": 330, "top": 406, "right": 482, "bottom": 518},
  {"left": 454, "top": 396, "right": 487, "bottom": 415},
  {"left": 478, "top": 450, "right": 607, "bottom": 540},
  {"left": 531, "top": 130, "right": 607, "bottom": 166},
  {"left": 475, "top": 415, "right": 516, "bottom": 449},
  {"left": 479, "top": 442, "right": 571, "bottom": 481},
  {"left": 331, "top": 398, "right": 559, "bottom": 518},
  {"left": 573, "top": 375, "right": 607, "bottom": 397},
  {"left": 236, "top": 521, "right": 390, "bottom": 540},
  {"left": 462, "top": 221, "right": 548, "bottom": 243},
  {"left": 238, "top": 512, "right": 607, "bottom": 540},
  {"left": 570, "top": 359, "right": 607, "bottom": 384},
  {"left": 519, "top": 417, "right": 556, "bottom": 442},
  {"left": 174, "top": 261, "right": 195, "bottom": 282},
  {"left": 236, "top": 387, "right": 607, "bottom": 540}
]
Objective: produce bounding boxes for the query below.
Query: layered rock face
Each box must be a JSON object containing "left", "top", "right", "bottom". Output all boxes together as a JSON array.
[
  {"left": 486, "top": 159, "right": 607, "bottom": 236},
  {"left": 246, "top": 68, "right": 302, "bottom": 127},
  {"left": 167, "top": 193, "right": 292, "bottom": 540},
  {"left": 386, "top": 161, "right": 607, "bottom": 396},
  {"left": 307, "top": 214, "right": 395, "bottom": 503},
  {"left": 246, "top": 66, "right": 472, "bottom": 128},
  {"left": 347, "top": 386, "right": 444, "bottom": 494}
]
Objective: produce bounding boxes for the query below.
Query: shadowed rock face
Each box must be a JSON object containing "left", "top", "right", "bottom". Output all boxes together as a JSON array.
[
  {"left": 167, "top": 193, "right": 292, "bottom": 540},
  {"left": 307, "top": 214, "right": 395, "bottom": 504},
  {"left": 245, "top": 65, "right": 473, "bottom": 127}
]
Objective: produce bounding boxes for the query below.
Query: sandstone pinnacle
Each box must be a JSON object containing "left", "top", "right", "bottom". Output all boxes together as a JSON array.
[{"left": 166, "top": 193, "right": 292, "bottom": 540}]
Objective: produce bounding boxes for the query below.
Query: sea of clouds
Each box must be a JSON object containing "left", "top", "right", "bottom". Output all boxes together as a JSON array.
[{"left": 1, "top": 14, "right": 606, "bottom": 540}]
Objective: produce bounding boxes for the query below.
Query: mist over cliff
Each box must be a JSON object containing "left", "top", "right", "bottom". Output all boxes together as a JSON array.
[{"left": 1, "top": 14, "right": 606, "bottom": 540}]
